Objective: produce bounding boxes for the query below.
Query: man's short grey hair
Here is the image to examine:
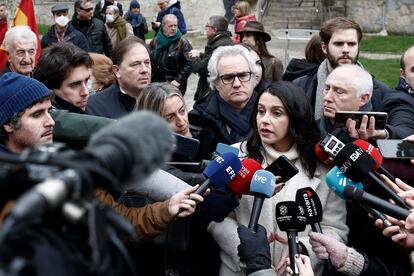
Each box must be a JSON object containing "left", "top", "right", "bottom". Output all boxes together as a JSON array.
[
  {"left": 336, "top": 64, "right": 373, "bottom": 98},
  {"left": 162, "top": 14, "right": 177, "bottom": 26},
  {"left": 107, "top": 5, "right": 119, "bottom": 15},
  {"left": 207, "top": 45, "right": 258, "bottom": 90},
  {"left": 3, "top": 26, "right": 37, "bottom": 53},
  {"left": 208, "top": 15, "right": 228, "bottom": 32}
]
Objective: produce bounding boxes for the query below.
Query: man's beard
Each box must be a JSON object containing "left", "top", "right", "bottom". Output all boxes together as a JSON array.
[{"left": 326, "top": 47, "right": 359, "bottom": 69}]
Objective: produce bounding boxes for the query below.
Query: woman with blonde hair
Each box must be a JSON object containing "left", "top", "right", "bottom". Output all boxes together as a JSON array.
[
  {"left": 88, "top": 52, "right": 116, "bottom": 93},
  {"left": 232, "top": 1, "right": 256, "bottom": 44}
]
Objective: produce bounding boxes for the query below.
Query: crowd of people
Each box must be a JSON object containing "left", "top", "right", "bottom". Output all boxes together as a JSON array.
[{"left": 1, "top": 0, "right": 414, "bottom": 275}]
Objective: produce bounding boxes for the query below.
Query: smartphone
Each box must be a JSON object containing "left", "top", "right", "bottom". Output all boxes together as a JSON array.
[
  {"left": 265, "top": 155, "right": 299, "bottom": 183},
  {"left": 173, "top": 133, "right": 200, "bottom": 158},
  {"left": 377, "top": 139, "right": 414, "bottom": 159},
  {"left": 334, "top": 111, "right": 388, "bottom": 130}
]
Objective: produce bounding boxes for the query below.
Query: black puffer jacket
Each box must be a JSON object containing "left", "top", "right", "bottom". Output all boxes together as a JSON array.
[
  {"left": 70, "top": 16, "right": 112, "bottom": 56},
  {"left": 41, "top": 24, "right": 90, "bottom": 52}
]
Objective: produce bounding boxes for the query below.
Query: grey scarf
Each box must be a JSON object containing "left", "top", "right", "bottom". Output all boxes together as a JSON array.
[{"left": 314, "top": 59, "right": 329, "bottom": 120}]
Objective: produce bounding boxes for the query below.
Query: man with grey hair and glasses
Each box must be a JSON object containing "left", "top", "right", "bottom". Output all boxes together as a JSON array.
[{"left": 189, "top": 44, "right": 258, "bottom": 146}]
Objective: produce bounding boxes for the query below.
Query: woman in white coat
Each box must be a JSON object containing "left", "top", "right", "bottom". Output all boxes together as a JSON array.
[{"left": 209, "top": 82, "right": 349, "bottom": 276}]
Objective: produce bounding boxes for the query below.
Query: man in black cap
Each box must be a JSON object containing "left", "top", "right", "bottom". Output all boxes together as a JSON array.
[{"left": 41, "top": 3, "right": 90, "bottom": 51}]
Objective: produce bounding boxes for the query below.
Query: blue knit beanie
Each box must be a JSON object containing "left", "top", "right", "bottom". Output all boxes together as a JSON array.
[
  {"left": 130, "top": 0, "right": 140, "bottom": 9},
  {"left": 0, "top": 72, "right": 51, "bottom": 126}
]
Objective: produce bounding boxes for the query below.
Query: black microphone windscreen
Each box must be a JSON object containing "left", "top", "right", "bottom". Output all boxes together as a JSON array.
[
  {"left": 333, "top": 143, "right": 376, "bottom": 182},
  {"left": 88, "top": 112, "right": 174, "bottom": 189},
  {"left": 275, "top": 201, "right": 307, "bottom": 232},
  {"left": 295, "top": 187, "right": 323, "bottom": 224}
]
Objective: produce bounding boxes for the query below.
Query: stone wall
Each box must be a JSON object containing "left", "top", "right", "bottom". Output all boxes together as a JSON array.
[
  {"left": 347, "top": 0, "right": 414, "bottom": 34},
  {"left": 28, "top": 0, "right": 225, "bottom": 33},
  {"left": 6, "top": 0, "right": 414, "bottom": 34}
]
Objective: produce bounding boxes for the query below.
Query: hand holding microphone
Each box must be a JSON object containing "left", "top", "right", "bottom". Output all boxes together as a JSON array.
[
  {"left": 308, "top": 232, "right": 348, "bottom": 269},
  {"left": 237, "top": 224, "right": 272, "bottom": 275},
  {"left": 169, "top": 185, "right": 204, "bottom": 218}
]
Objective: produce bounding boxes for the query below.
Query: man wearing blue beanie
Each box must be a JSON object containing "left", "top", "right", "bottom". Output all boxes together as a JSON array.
[{"left": 0, "top": 72, "right": 54, "bottom": 153}]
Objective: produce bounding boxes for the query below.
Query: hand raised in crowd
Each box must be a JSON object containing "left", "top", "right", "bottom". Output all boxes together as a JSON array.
[
  {"left": 380, "top": 174, "right": 414, "bottom": 209},
  {"left": 375, "top": 214, "right": 414, "bottom": 248},
  {"left": 188, "top": 49, "right": 200, "bottom": 59},
  {"left": 269, "top": 232, "right": 289, "bottom": 275},
  {"left": 170, "top": 80, "right": 181, "bottom": 88},
  {"left": 286, "top": 255, "right": 314, "bottom": 276},
  {"left": 168, "top": 185, "right": 204, "bottom": 218},
  {"left": 346, "top": 115, "right": 388, "bottom": 140},
  {"left": 308, "top": 231, "right": 348, "bottom": 269}
]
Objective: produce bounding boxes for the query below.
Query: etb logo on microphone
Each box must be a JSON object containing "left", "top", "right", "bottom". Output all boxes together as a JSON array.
[{"left": 350, "top": 148, "right": 364, "bottom": 162}]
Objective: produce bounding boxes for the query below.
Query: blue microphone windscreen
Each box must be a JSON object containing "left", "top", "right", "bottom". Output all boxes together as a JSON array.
[
  {"left": 326, "top": 166, "right": 363, "bottom": 200},
  {"left": 215, "top": 143, "right": 240, "bottom": 156},
  {"left": 204, "top": 152, "right": 242, "bottom": 189},
  {"left": 250, "top": 170, "right": 276, "bottom": 198}
]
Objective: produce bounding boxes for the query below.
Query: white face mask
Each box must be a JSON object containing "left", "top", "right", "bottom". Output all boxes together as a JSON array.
[
  {"left": 105, "top": 14, "right": 115, "bottom": 24},
  {"left": 55, "top": 15, "right": 69, "bottom": 27}
]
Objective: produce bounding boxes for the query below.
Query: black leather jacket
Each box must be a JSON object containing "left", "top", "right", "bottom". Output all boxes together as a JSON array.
[{"left": 150, "top": 36, "right": 192, "bottom": 94}]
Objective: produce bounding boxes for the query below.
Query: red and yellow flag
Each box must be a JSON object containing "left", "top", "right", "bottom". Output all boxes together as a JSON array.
[
  {"left": 0, "top": 18, "right": 8, "bottom": 70},
  {"left": 13, "top": 0, "right": 41, "bottom": 61}
]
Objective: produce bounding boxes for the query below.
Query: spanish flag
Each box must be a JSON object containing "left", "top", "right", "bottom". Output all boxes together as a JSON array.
[
  {"left": 13, "top": 0, "right": 41, "bottom": 61},
  {"left": 0, "top": 17, "right": 7, "bottom": 70}
]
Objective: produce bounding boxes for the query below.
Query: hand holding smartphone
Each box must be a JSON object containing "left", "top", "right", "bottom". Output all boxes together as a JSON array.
[
  {"left": 334, "top": 111, "right": 388, "bottom": 130},
  {"left": 264, "top": 155, "right": 299, "bottom": 183}
]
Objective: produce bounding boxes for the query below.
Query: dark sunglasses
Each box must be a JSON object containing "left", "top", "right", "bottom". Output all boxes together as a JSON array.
[{"left": 79, "top": 7, "right": 93, "bottom": 12}]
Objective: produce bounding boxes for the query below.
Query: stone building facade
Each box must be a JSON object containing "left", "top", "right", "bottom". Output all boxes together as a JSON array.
[{"left": 3, "top": 0, "right": 414, "bottom": 34}]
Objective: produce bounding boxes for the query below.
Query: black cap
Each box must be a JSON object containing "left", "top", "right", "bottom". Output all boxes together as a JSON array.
[{"left": 51, "top": 4, "right": 69, "bottom": 14}]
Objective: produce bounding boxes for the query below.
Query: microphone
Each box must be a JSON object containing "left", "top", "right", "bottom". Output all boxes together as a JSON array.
[
  {"left": 2, "top": 112, "right": 174, "bottom": 227},
  {"left": 194, "top": 152, "right": 242, "bottom": 195},
  {"left": 333, "top": 143, "right": 408, "bottom": 209},
  {"left": 275, "top": 201, "right": 307, "bottom": 276},
  {"left": 215, "top": 143, "right": 239, "bottom": 156},
  {"left": 325, "top": 167, "right": 393, "bottom": 227},
  {"left": 325, "top": 166, "right": 364, "bottom": 200},
  {"left": 248, "top": 170, "right": 276, "bottom": 231},
  {"left": 296, "top": 187, "right": 336, "bottom": 271},
  {"left": 352, "top": 139, "right": 396, "bottom": 182},
  {"left": 343, "top": 185, "right": 410, "bottom": 220},
  {"left": 228, "top": 158, "right": 263, "bottom": 195},
  {"left": 315, "top": 142, "right": 334, "bottom": 167},
  {"left": 295, "top": 187, "right": 323, "bottom": 233}
]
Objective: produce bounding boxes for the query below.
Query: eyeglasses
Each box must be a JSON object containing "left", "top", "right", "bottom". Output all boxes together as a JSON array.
[
  {"left": 79, "top": 7, "right": 93, "bottom": 12},
  {"left": 219, "top": 72, "right": 252, "bottom": 84},
  {"left": 205, "top": 24, "right": 214, "bottom": 28}
]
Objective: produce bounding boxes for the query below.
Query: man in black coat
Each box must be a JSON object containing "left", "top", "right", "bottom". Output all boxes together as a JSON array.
[
  {"left": 150, "top": 14, "right": 192, "bottom": 95},
  {"left": 70, "top": 0, "right": 112, "bottom": 56},
  {"left": 87, "top": 36, "right": 151, "bottom": 119},
  {"left": 41, "top": 4, "right": 89, "bottom": 52},
  {"left": 293, "top": 17, "right": 413, "bottom": 139},
  {"left": 189, "top": 15, "right": 233, "bottom": 100},
  {"left": 396, "top": 45, "right": 414, "bottom": 96}
]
